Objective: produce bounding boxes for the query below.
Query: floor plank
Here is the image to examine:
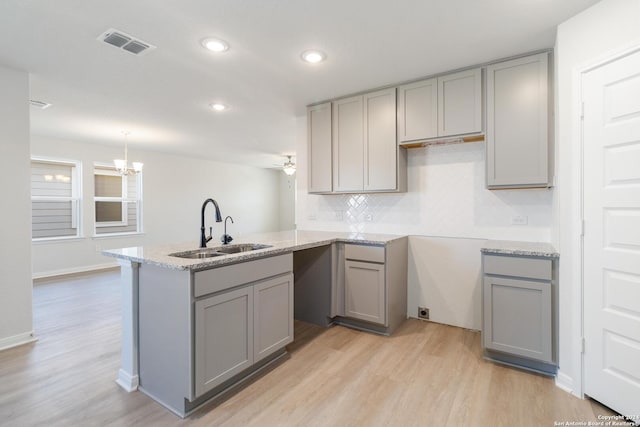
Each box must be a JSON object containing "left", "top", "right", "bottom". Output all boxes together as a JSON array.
[{"left": 0, "top": 270, "right": 618, "bottom": 426}]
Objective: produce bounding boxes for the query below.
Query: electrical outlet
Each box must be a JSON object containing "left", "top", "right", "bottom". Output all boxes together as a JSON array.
[
  {"left": 418, "top": 307, "right": 429, "bottom": 320},
  {"left": 308, "top": 214, "right": 317, "bottom": 221},
  {"left": 511, "top": 215, "right": 528, "bottom": 225}
]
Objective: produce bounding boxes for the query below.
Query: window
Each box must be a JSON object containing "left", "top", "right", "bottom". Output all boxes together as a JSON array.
[
  {"left": 31, "top": 158, "right": 82, "bottom": 240},
  {"left": 94, "top": 164, "right": 143, "bottom": 236}
]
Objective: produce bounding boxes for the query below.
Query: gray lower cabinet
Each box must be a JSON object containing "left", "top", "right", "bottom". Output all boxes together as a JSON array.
[
  {"left": 138, "top": 253, "right": 293, "bottom": 417},
  {"left": 336, "top": 239, "right": 408, "bottom": 335},
  {"left": 481, "top": 253, "right": 557, "bottom": 374},
  {"left": 253, "top": 274, "right": 294, "bottom": 363},
  {"left": 194, "top": 271, "right": 294, "bottom": 398},
  {"left": 345, "top": 259, "right": 385, "bottom": 325},
  {"left": 194, "top": 286, "right": 253, "bottom": 397}
]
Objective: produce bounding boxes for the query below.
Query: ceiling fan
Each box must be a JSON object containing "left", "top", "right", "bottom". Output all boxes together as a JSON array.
[{"left": 274, "top": 155, "right": 296, "bottom": 175}]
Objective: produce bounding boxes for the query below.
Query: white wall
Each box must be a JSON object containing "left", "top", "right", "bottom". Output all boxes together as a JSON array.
[
  {"left": 295, "top": 116, "right": 554, "bottom": 330},
  {"left": 0, "top": 65, "right": 34, "bottom": 350},
  {"left": 31, "top": 136, "right": 283, "bottom": 277},
  {"left": 278, "top": 172, "right": 296, "bottom": 231},
  {"left": 555, "top": 0, "right": 640, "bottom": 397}
]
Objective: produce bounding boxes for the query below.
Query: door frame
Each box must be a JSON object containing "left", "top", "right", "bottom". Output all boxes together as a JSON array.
[{"left": 577, "top": 43, "right": 640, "bottom": 399}]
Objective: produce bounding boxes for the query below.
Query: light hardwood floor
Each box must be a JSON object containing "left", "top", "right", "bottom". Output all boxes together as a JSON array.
[{"left": 0, "top": 270, "right": 616, "bottom": 427}]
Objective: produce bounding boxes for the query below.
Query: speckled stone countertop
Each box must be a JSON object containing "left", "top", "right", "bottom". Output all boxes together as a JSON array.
[
  {"left": 481, "top": 240, "right": 559, "bottom": 258},
  {"left": 102, "top": 230, "right": 407, "bottom": 271}
]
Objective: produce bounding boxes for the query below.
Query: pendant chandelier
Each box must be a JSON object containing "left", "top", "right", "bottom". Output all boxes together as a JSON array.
[
  {"left": 283, "top": 155, "right": 296, "bottom": 176},
  {"left": 114, "top": 131, "right": 143, "bottom": 175}
]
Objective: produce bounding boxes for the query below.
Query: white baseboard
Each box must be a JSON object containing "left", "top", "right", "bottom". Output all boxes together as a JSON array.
[
  {"left": 32, "top": 263, "right": 119, "bottom": 280},
  {"left": 555, "top": 370, "right": 575, "bottom": 394},
  {"left": 116, "top": 369, "right": 139, "bottom": 392},
  {"left": 0, "top": 331, "right": 37, "bottom": 351}
]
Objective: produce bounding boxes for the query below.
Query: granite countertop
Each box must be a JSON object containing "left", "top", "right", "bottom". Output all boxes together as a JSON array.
[
  {"left": 102, "top": 229, "right": 407, "bottom": 271},
  {"left": 481, "top": 240, "right": 559, "bottom": 258}
]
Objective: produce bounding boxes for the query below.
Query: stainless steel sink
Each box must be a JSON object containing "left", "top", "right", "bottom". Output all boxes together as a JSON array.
[
  {"left": 214, "top": 244, "right": 272, "bottom": 254},
  {"left": 168, "top": 248, "right": 224, "bottom": 259},
  {"left": 169, "top": 244, "right": 272, "bottom": 259}
]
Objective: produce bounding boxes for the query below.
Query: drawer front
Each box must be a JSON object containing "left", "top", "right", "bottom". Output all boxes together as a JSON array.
[
  {"left": 194, "top": 253, "right": 293, "bottom": 298},
  {"left": 345, "top": 244, "right": 385, "bottom": 263},
  {"left": 483, "top": 254, "right": 551, "bottom": 281}
]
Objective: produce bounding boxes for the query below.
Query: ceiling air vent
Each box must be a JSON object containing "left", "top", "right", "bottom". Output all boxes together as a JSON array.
[
  {"left": 98, "top": 28, "right": 155, "bottom": 56},
  {"left": 29, "top": 100, "right": 52, "bottom": 109}
]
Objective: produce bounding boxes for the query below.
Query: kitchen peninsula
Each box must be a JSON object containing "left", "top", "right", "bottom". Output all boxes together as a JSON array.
[{"left": 103, "top": 230, "right": 408, "bottom": 417}]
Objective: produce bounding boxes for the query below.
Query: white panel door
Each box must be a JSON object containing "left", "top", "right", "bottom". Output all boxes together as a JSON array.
[{"left": 583, "top": 48, "right": 640, "bottom": 419}]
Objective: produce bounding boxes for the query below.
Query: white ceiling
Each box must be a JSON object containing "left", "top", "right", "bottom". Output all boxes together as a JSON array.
[{"left": 0, "top": 0, "right": 599, "bottom": 168}]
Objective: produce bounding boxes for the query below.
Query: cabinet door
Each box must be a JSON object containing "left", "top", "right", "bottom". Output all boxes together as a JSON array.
[
  {"left": 307, "top": 102, "right": 332, "bottom": 193},
  {"left": 438, "top": 68, "right": 483, "bottom": 137},
  {"left": 345, "top": 260, "right": 386, "bottom": 325},
  {"left": 194, "top": 286, "right": 253, "bottom": 397},
  {"left": 397, "top": 78, "right": 437, "bottom": 143},
  {"left": 254, "top": 273, "right": 294, "bottom": 363},
  {"left": 332, "top": 95, "right": 364, "bottom": 192},
  {"left": 482, "top": 275, "right": 552, "bottom": 363},
  {"left": 486, "top": 53, "right": 550, "bottom": 188},
  {"left": 364, "top": 88, "right": 397, "bottom": 191}
]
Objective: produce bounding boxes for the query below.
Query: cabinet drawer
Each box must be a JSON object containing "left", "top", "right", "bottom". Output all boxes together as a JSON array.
[
  {"left": 345, "top": 244, "right": 385, "bottom": 263},
  {"left": 194, "top": 253, "right": 293, "bottom": 298},
  {"left": 483, "top": 254, "right": 551, "bottom": 281}
]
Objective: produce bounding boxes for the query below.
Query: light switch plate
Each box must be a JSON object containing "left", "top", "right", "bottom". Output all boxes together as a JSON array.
[{"left": 511, "top": 215, "right": 528, "bottom": 225}]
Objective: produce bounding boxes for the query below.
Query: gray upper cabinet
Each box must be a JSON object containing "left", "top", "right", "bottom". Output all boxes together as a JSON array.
[
  {"left": 486, "top": 52, "right": 551, "bottom": 189},
  {"left": 397, "top": 67, "right": 483, "bottom": 144},
  {"left": 438, "top": 68, "right": 483, "bottom": 137},
  {"left": 364, "top": 88, "right": 398, "bottom": 192},
  {"left": 332, "top": 95, "right": 364, "bottom": 192},
  {"left": 307, "top": 102, "right": 332, "bottom": 193},
  {"left": 397, "top": 78, "right": 438, "bottom": 143},
  {"left": 332, "top": 88, "right": 403, "bottom": 193}
]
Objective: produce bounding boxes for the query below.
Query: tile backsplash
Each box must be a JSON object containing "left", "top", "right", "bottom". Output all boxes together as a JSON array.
[{"left": 296, "top": 141, "right": 553, "bottom": 241}]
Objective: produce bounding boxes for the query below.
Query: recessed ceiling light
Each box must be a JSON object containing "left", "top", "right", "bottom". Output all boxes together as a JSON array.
[
  {"left": 210, "top": 103, "right": 227, "bottom": 111},
  {"left": 301, "top": 50, "right": 326, "bottom": 64},
  {"left": 202, "top": 38, "right": 229, "bottom": 52}
]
